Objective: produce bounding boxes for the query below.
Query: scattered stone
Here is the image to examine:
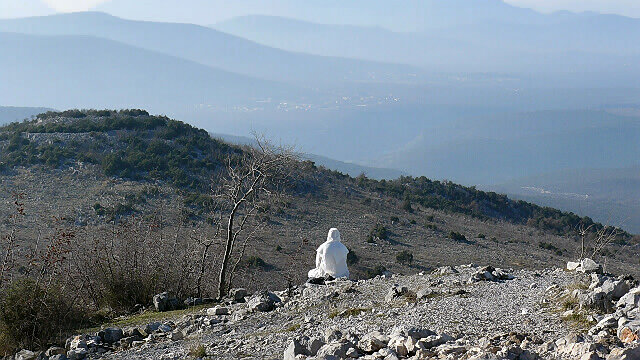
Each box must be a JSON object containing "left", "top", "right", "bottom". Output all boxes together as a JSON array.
[{"left": 385, "top": 284, "right": 408, "bottom": 302}]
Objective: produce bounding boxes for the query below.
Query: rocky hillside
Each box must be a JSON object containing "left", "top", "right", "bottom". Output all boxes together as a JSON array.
[
  {"left": 13, "top": 262, "right": 640, "bottom": 360},
  {"left": 0, "top": 110, "right": 639, "bottom": 289}
]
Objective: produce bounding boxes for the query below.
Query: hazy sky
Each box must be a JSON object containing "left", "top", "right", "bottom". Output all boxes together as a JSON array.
[{"left": 1, "top": 0, "right": 640, "bottom": 19}]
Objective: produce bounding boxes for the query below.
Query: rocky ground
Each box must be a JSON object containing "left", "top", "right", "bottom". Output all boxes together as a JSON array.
[{"left": 9, "top": 261, "right": 640, "bottom": 360}]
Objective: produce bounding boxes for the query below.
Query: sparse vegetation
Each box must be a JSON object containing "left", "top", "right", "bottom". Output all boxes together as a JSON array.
[
  {"left": 448, "top": 231, "right": 467, "bottom": 241},
  {"left": 189, "top": 343, "right": 207, "bottom": 358},
  {"left": 367, "top": 223, "right": 388, "bottom": 242},
  {"left": 396, "top": 250, "right": 414, "bottom": 265}
]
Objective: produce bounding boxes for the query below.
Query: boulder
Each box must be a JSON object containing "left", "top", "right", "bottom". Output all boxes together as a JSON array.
[
  {"left": 388, "top": 334, "right": 410, "bottom": 357},
  {"left": 49, "top": 355, "right": 68, "bottom": 360},
  {"left": 229, "top": 288, "right": 248, "bottom": 302},
  {"left": 66, "top": 348, "right": 88, "bottom": 360},
  {"left": 14, "top": 350, "right": 37, "bottom": 360},
  {"left": 617, "top": 287, "right": 640, "bottom": 309},
  {"left": 45, "top": 347, "right": 66, "bottom": 357},
  {"left": 416, "top": 288, "right": 437, "bottom": 300},
  {"left": 417, "top": 334, "right": 454, "bottom": 349},
  {"left": 385, "top": 284, "right": 408, "bottom": 302},
  {"left": 607, "top": 346, "right": 640, "bottom": 360},
  {"left": 144, "top": 322, "right": 162, "bottom": 334},
  {"left": 567, "top": 261, "right": 581, "bottom": 271},
  {"left": 316, "top": 341, "right": 355, "bottom": 359},
  {"left": 247, "top": 291, "right": 281, "bottom": 312},
  {"left": 206, "top": 306, "right": 230, "bottom": 316},
  {"left": 153, "top": 292, "right": 180, "bottom": 312},
  {"left": 358, "top": 331, "right": 389, "bottom": 353},
  {"left": 98, "top": 327, "right": 124, "bottom": 344},
  {"left": 468, "top": 266, "right": 513, "bottom": 283},
  {"left": 183, "top": 297, "right": 203, "bottom": 307},
  {"left": 618, "top": 320, "right": 640, "bottom": 344},
  {"left": 579, "top": 258, "right": 602, "bottom": 274},
  {"left": 284, "top": 339, "right": 309, "bottom": 360}
]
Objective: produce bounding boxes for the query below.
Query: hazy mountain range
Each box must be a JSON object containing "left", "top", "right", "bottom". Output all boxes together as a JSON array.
[
  {"left": 1, "top": 1, "right": 639, "bottom": 232},
  {"left": 215, "top": 14, "right": 640, "bottom": 77}
]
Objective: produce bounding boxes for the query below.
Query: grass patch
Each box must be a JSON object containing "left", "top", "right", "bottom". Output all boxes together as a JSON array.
[
  {"left": 189, "top": 343, "right": 207, "bottom": 358},
  {"left": 79, "top": 304, "right": 210, "bottom": 334},
  {"left": 285, "top": 323, "right": 301, "bottom": 332}
]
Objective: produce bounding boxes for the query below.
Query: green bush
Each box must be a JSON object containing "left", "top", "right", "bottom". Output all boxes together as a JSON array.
[
  {"left": 364, "top": 265, "right": 387, "bottom": 279},
  {"left": 243, "top": 256, "right": 268, "bottom": 269},
  {"left": 0, "top": 279, "right": 85, "bottom": 354},
  {"left": 401, "top": 199, "right": 413, "bottom": 212},
  {"left": 448, "top": 231, "right": 467, "bottom": 241},
  {"left": 396, "top": 250, "right": 414, "bottom": 265},
  {"left": 347, "top": 249, "right": 359, "bottom": 265},
  {"left": 102, "top": 276, "right": 158, "bottom": 313},
  {"left": 367, "top": 224, "right": 388, "bottom": 242},
  {"left": 477, "top": 233, "right": 486, "bottom": 239}
]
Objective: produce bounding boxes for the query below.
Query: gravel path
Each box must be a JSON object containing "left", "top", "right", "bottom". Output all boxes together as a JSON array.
[{"left": 98, "top": 265, "right": 586, "bottom": 359}]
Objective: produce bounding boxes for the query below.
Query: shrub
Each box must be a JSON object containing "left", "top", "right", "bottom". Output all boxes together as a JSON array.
[
  {"left": 367, "top": 224, "right": 388, "bottom": 242},
  {"left": 390, "top": 216, "right": 399, "bottom": 223},
  {"left": 396, "top": 250, "right": 414, "bottom": 265},
  {"left": 477, "top": 233, "right": 486, "bottom": 239},
  {"left": 448, "top": 231, "right": 467, "bottom": 241},
  {"left": 189, "top": 343, "right": 207, "bottom": 358},
  {"left": 243, "top": 256, "right": 267, "bottom": 269},
  {"left": 102, "top": 276, "right": 158, "bottom": 313},
  {"left": 347, "top": 249, "right": 359, "bottom": 265},
  {"left": 538, "top": 242, "right": 563, "bottom": 256},
  {"left": 364, "top": 265, "right": 387, "bottom": 279},
  {"left": 0, "top": 279, "right": 85, "bottom": 354},
  {"left": 401, "top": 199, "right": 413, "bottom": 212}
]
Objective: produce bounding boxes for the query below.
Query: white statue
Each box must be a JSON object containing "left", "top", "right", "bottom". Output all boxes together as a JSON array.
[{"left": 308, "top": 228, "right": 350, "bottom": 279}]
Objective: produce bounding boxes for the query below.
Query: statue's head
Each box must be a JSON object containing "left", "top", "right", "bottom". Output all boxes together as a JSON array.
[{"left": 327, "top": 228, "right": 341, "bottom": 242}]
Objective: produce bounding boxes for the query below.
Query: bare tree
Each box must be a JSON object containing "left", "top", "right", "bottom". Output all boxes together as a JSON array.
[
  {"left": 0, "top": 192, "right": 25, "bottom": 289},
  {"left": 577, "top": 223, "right": 622, "bottom": 260},
  {"left": 211, "top": 135, "right": 297, "bottom": 299}
]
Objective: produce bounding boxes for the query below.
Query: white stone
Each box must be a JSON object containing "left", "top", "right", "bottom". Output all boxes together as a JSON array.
[
  {"left": 207, "top": 306, "right": 229, "bottom": 316},
  {"left": 307, "top": 228, "right": 350, "bottom": 279},
  {"left": 567, "top": 261, "right": 581, "bottom": 271}
]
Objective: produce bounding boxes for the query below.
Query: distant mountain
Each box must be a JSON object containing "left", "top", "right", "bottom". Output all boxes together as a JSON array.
[
  {"left": 0, "top": 106, "right": 52, "bottom": 125},
  {"left": 214, "top": 14, "right": 640, "bottom": 76},
  {"left": 0, "top": 12, "right": 420, "bottom": 85},
  {"left": 214, "top": 15, "right": 473, "bottom": 67},
  {"left": 95, "top": 0, "right": 541, "bottom": 31},
  {"left": 0, "top": 32, "right": 297, "bottom": 111},
  {"left": 491, "top": 167, "right": 640, "bottom": 233}
]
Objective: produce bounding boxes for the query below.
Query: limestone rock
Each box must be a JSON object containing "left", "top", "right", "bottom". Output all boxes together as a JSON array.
[
  {"left": 153, "top": 292, "right": 180, "bottom": 312},
  {"left": 98, "top": 327, "right": 124, "bottom": 344},
  {"left": 358, "top": 331, "right": 389, "bottom": 353},
  {"left": 14, "top": 350, "right": 37, "bottom": 360}
]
